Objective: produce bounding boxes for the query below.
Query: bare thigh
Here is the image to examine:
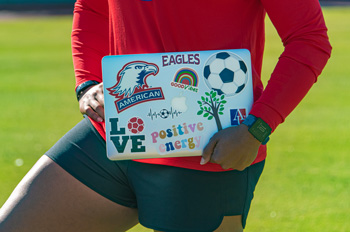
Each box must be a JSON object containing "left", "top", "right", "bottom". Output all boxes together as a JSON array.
[
  {"left": 154, "top": 215, "right": 243, "bottom": 232},
  {"left": 213, "top": 215, "right": 243, "bottom": 232},
  {"left": 0, "top": 155, "right": 138, "bottom": 232}
]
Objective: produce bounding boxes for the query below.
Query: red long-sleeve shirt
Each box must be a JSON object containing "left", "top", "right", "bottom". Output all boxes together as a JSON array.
[{"left": 72, "top": 0, "right": 331, "bottom": 171}]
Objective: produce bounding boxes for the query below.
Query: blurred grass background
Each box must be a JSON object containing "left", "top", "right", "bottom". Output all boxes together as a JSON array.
[{"left": 0, "top": 6, "right": 349, "bottom": 232}]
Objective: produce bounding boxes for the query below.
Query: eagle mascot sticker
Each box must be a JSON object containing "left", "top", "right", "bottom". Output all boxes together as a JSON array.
[{"left": 107, "top": 61, "right": 165, "bottom": 113}]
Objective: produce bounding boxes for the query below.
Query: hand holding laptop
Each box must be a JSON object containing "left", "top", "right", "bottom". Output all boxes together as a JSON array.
[
  {"left": 201, "top": 123, "right": 260, "bottom": 170},
  {"left": 78, "top": 83, "right": 105, "bottom": 123}
]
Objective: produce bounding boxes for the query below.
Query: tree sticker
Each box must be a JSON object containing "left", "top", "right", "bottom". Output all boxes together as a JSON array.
[{"left": 197, "top": 90, "right": 227, "bottom": 131}]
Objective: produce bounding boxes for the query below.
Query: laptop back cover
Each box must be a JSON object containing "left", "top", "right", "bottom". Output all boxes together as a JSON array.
[{"left": 102, "top": 49, "right": 253, "bottom": 160}]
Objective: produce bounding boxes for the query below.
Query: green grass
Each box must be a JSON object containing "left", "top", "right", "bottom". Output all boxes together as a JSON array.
[
  {"left": 0, "top": 16, "right": 81, "bottom": 205},
  {"left": 246, "top": 7, "right": 350, "bottom": 232},
  {"left": 1, "top": 7, "right": 350, "bottom": 231}
]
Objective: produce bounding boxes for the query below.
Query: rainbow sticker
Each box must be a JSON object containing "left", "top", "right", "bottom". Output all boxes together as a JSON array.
[{"left": 174, "top": 68, "right": 199, "bottom": 87}]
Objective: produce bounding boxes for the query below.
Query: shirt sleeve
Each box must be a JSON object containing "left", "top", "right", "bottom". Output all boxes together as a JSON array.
[
  {"left": 71, "top": 0, "right": 109, "bottom": 89},
  {"left": 250, "top": 0, "right": 332, "bottom": 131}
]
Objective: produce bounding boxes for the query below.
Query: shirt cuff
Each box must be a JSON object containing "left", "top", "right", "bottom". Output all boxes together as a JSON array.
[{"left": 249, "top": 102, "right": 284, "bottom": 132}]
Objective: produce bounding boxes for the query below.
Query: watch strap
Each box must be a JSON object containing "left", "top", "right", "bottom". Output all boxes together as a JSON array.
[{"left": 76, "top": 80, "right": 100, "bottom": 101}]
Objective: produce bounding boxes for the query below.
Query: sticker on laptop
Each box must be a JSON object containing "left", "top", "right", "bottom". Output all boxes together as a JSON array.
[
  {"left": 170, "top": 68, "right": 199, "bottom": 93},
  {"left": 203, "top": 51, "right": 248, "bottom": 97},
  {"left": 107, "top": 61, "right": 165, "bottom": 113}
]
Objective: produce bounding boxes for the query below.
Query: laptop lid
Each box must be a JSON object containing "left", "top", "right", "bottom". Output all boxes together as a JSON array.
[{"left": 102, "top": 49, "right": 253, "bottom": 160}]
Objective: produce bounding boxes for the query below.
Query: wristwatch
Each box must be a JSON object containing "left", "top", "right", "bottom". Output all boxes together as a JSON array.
[
  {"left": 76, "top": 80, "right": 100, "bottom": 101},
  {"left": 242, "top": 115, "right": 272, "bottom": 145}
]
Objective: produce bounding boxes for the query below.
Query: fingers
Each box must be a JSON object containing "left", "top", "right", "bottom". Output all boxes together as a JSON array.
[
  {"left": 89, "top": 99, "right": 105, "bottom": 122},
  {"left": 79, "top": 83, "right": 105, "bottom": 122},
  {"left": 95, "top": 86, "right": 104, "bottom": 107},
  {"left": 210, "top": 146, "right": 235, "bottom": 170},
  {"left": 200, "top": 125, "right": 258, "bottom": 170},
  {"left": 210, "top": 148, "right": 248, "bottom": 171},
  {"left": 200, "top": 135, "right": 218, "bottom": 165},
  {"left": 209, "top": 147, "right": 224, "bottom": 167},
  {"left": 80, "top": 100, "right": 104, "bottom": 122}
]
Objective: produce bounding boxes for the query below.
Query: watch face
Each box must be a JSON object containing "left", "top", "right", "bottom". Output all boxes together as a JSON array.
[{"left": 249, "top": 118, "right": 271, "bottom": 143}]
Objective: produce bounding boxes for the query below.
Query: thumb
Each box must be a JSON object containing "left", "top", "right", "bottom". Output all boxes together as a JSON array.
[{"left": 200, "top": 137, "right": 217, "bottom": 165}]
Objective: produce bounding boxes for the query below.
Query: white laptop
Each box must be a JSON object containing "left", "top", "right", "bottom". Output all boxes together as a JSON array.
[{"left": 102, "top": 49, "right": 253, "bottom": 160}]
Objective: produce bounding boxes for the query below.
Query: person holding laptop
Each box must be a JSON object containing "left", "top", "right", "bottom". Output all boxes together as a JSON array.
[{"left": 0, "top": 0, "right": 331, "bottom": 231}]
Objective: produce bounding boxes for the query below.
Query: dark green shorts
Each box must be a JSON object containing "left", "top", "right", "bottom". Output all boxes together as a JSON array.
[{"left": 46, "top": 116, "right": 264, "bottom": 232}]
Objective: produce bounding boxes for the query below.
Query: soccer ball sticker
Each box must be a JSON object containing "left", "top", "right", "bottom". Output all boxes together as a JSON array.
[
  {"left": 203, "top": 52, "right": 248, "bottom": 96},
  {"left": 159, "top": 109, "right": 170, "bottom": 119},
  {"left": 127, "top": 117, "right": 145, "bottom": 134}
]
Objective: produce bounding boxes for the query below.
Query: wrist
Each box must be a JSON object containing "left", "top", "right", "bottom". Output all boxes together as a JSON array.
[
  {"left": 242, "top": 115, "right": 272, "bottom": 145},
  {"left": 76, "top": 80, "right": 100, "bottom": 101}
]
